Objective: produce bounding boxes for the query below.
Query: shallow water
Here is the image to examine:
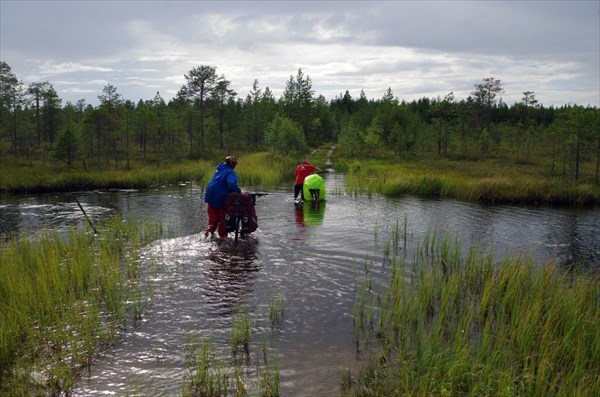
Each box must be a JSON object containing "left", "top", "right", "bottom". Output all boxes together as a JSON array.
[{"left": 1, "top": 172, "right": 598, "bottom": 395}]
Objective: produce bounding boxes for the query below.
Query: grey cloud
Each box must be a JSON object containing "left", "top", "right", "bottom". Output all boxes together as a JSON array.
[
  {"left": 354, "top": 2, "right": 599, "bottom": 56},
  {"left": 1, "top": 0, "right": 597, "bottom": 107},
  {"left": 2, "top": 1, "right": 132, "bottom": 59}
]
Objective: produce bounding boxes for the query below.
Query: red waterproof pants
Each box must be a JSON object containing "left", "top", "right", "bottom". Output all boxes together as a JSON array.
[{"left": 205, "top": 205, "right": 227, "bottom": 237}]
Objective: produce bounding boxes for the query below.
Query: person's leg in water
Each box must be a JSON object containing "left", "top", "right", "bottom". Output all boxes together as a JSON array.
[
  {"left": 294, "top": 184, "right": 303, "bottom": 200},
  {"left": 216, "top": 208, "right": 227, "bottom": 238},
  {"left": 310, "top": 189, "right": 320, "bottom": 202},
  {"left": 205, "top": 205, "right": 219, "bottom": 237},
  {"left": 205, "top": 205, "right": 227, "bottom": 238},
  {"left": 299, "top": 184, "right": 308, "bottom": 200}
]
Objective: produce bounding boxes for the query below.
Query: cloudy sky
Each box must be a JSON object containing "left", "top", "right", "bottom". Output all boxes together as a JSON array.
[{"left": 1, "top": 0, "right": 599, "bottom": 107}]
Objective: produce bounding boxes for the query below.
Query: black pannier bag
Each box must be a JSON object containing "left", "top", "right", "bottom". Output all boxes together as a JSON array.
[{"left": 224, "top": 192, "right": 258, "bottom": 234}]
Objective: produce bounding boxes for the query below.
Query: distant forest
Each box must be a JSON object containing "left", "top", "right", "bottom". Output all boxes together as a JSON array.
[{"left": 1, "top": 61, "right": 598, "bottom": 181}]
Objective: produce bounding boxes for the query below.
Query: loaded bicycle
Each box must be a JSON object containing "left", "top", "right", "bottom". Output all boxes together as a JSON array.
[{"left": 224, "top": 192, "right": 267, "bottom": 242}]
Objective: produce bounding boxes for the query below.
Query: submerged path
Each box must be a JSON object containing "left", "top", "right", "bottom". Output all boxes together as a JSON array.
[{"left": 325, "top": 145, "right": 336, "bottom": 168}]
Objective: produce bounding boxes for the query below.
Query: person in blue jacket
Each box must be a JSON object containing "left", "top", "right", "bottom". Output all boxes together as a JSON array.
[{"left": 204, "top": 156, "right": 241, "bottom": 237}]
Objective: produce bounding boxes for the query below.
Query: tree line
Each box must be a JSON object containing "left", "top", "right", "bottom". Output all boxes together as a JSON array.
[{"left": 1, "top": 61, "right": 598, "bottom": 181}]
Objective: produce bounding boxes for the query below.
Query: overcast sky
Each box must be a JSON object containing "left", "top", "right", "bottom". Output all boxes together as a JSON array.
[{"left": 1, "top": 0, "right": 599, "bottom": 108}]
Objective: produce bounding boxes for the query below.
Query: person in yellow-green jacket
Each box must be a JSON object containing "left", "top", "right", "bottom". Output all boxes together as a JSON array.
[
  {"left": 302, "top": 172, "right": 326, "bottom": 202},
  {"left": 294, "top": 159, "right": 321, "bottom": 201}
]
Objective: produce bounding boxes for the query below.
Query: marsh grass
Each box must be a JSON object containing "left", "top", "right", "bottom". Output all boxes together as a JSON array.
[
  {"left": 0, "top": 218, "right": 164, "bottom": 395},
  {"left": 305, "top": 144, "right": 332, "bottom": 167},
  {"left": 234, "top": 152, "right": 298, "bottom": 187},
  {"left": 343, "top": 159, "right": 600, "bottom": 206},
  {"left": 183, "top": 337, "right": 231, "bottom": 397},
  {"left": 268, "top": 292, "right": 285, "bottom": 325},
  {"left": 0, "top": 158, "right": 216, "bottom": 193},
  {"left": 232, "top": 307, "right": 252, "bottom": 354},
  {"left": 0, "top": 153, "right": 301, "bottom": 194},
  {"left": 184, "top": 302, "right": 283, "bottom": 397},
  {"left": 182, "top": 272, "right": 291, "bottom": 396},
  {"left": 258, "top": 356, "right": 280, "bottom": 397},
  {"left": 348, "top": 231, "right": 600, "bottom": 396}
]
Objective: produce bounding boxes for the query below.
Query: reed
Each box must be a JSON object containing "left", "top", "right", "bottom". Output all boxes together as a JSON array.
[
  {"left": 183, "top": 336, "right": 231, "bottom": 397},
  {"left": 268, "top": 291, "right": 285, "bottom": 325},
  {"left": 232, "top": 306, "right": 252, "bottom": 353},
  {"left": 258, "top": 356, "right": 280, "bottom": 397},
  {"left": 347, "top": 231, "right": 600, "bottom": 396},
  {"left": 183, "top": 300, "right": 283, "bottom": 396},
  {"left": 0, "top": 218, "right": 164, "bottom": 395}
]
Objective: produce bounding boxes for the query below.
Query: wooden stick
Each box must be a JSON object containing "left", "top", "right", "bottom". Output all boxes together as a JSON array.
[{"left": 73, "top": 195, "right": 98, "bottom": 234}]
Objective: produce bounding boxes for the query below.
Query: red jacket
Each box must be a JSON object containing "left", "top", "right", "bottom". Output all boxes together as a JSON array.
[{"left": 295, "top": 163, "right": 319, "bottom": 185}]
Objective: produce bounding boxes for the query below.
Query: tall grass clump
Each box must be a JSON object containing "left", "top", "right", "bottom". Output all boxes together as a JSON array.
[
  {"left": 232, "top": 306, "right": 252, "bottom": 354},
  {"left": 347, "top": 232, "right": 600, "bottom": 396},
  {"left": 0, "top": 218, "right": 164, "bottom": 395},
  {"left": 268, "top": 291, "right": 285, "bottom": 325},
  {"left": 183, "top": 336, "right": 231, "bottom": 397},
  {"left": 259, "top": 356, "right": 281, "bottom": 397},
  {"left": 183, "top": 333, "right": 281, "bottom": 397}
]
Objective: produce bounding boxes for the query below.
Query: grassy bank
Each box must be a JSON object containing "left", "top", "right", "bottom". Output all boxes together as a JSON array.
[
  {"left": 235, "top": 152, "right": 298, "bottom": 187},
  {"left": 336, "top": 157, "right": 600, "bottom": 206},
  {"left": 0, "top": 152, "right": 300, "bottom": 194},
  {"left": 2, "top": 148, "right": 598, "bottom": 206},
  {"left": 0, "top": 158, "right": 214, "bottom": 194},
  {"left": 347, "top": 231, "right": 600, "bottom": 396},
  {"left": 0, "top": 218, "right": 164, "bottom": 395}
]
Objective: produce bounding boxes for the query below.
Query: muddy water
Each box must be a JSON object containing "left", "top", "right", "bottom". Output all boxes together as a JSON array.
[{"left": 1, "top": 172, "right": 599, "bottom": 396}]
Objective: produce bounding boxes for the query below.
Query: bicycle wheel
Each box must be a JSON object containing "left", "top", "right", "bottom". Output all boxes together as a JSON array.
[{"left": 234, "top": 215, "right": 241, "bottom": 243}]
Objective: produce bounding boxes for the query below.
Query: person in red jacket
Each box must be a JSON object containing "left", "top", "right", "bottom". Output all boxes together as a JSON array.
[{"left": 294, "top": 159, "right": 321, "bottom": 201}]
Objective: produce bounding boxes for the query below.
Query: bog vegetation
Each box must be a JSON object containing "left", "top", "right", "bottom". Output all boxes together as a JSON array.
[
  {"left": 1, "top": 62, "right": 598, "bottom": 204},
  {"left": 347, "top": 231, "right": 600, "bottom": 396},
  {"left": 0, "top": 218, "right": 165, "bottom": 395}
]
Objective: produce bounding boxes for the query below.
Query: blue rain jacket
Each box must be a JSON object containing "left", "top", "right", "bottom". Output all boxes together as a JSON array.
[{"left": 204, "top": 163, "right": 241, "bottom": 208}]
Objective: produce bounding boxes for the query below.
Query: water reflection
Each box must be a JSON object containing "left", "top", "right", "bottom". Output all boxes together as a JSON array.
[
  {"left": 294, "top": 201, "right": 326, "bottom": 227},
  {"left": 544, "top": 208, "right": 600, "bottom": 266},
  {"left": 75, "top": 232, "right": 263, "bottom": 396},
  {"left": 204, "top": 237, "right": 261, "bottom": 314},
  {"left": 0, "top": 183, "right": 206, "bottom": 244},
  {"left": 0, "top": 194, "right": 114, "bottom": 240}
]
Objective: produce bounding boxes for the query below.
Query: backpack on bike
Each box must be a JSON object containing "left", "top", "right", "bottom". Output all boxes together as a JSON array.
[
  {"left": 302, "top": 174, "right": 326, "bottom": 202},
  {"left": 224, "top": 192, "right": 258, "bottom": 234}
]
